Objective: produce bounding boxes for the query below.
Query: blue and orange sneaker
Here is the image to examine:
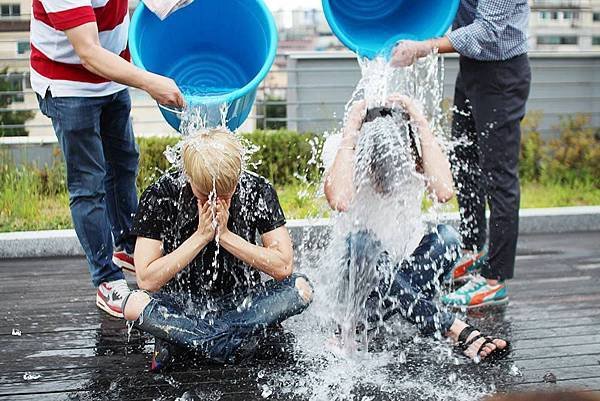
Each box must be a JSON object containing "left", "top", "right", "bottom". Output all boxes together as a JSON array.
[
  {"left": 441, "top": 275, "right": 508, "bottom": 309},
  {"left": 451, "top": 247, "right": 488, "bottom": 283}
]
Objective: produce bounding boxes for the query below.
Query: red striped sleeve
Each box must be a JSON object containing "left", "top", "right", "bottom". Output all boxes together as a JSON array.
[
  {"left": 95, "top": 0, "right": 128, "bottom": 31},
  {"left": 47, "top": 6, "right": 96, "bottom": 30},
  {"left": 31, "top": 44, "right": 131, "bottom": 83},
  {"left": 33, "top": 0, "right": 127, "bottom": 32}
]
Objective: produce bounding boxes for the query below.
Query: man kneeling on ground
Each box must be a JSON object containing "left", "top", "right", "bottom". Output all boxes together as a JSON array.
[{"left": 123, "top": 129, "right": 313, "bottom": 371}]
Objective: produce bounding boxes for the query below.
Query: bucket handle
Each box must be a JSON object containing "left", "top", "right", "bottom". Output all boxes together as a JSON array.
[{"left": 158, "top": 103, "right": 185, "bottom": 116}]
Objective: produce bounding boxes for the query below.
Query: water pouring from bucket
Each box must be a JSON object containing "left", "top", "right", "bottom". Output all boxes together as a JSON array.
[{"left": 129, "top": 0, "right": 278, "bottom": 132}]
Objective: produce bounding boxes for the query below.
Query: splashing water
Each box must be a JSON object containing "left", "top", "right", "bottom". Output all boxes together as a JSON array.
[
  {"left": 266, "top": 53, "right": 492, "bottom": 401},
  {"left": 137, "top": 50, "right": 497, "bottom": 401}
]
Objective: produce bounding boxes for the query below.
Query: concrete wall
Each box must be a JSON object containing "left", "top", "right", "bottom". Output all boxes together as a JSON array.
[{"left": 286, "top": 51, "right": 600, "bottom": 137}]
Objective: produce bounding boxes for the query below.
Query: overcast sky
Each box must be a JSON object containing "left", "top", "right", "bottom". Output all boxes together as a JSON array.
[{"left": 264, "top": 0, "right": 322, "bottom": 11}]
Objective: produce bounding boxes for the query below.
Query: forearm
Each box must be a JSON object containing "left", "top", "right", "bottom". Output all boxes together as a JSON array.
[
  {"left": 137, "top": 233, "right": 211, "bottom": 291},
  {"left": 219, "top": 231, "right": 292, "bottom": 281},
  {"left": 324, "top": 136, "right": 357, "bottom": 211},
  {"left": 428, "top": 36, "right": 456, "bottom": 55},
  {"left": 78, "top": 44, "right": 154, "bottom": 91},
  {"left": 416, "top": 123, "right": 454, "bottom": 202}
]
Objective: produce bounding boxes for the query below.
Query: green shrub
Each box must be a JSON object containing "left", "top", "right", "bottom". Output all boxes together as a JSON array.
[
  {"left": 520, "top": 112, "right": 599, "bottom": 186},
  {"left": 241, "top": 130, "right": 323, "bottom": 186},
  {"left": 135, "top": 131, "right": 324, "bottom": 190},
  {"left": 542, "top": 114, "right": 600, "bottom": 185},
  {"left": 136, "top": 136, "right": 179, "bottom": 190},
  {"left": 520, "top": 111, "right": 544, "bottom": 182}
]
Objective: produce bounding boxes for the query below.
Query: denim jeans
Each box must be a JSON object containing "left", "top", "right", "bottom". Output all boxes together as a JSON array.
[
  {"left": 344, "top": 224, "right": 461, "bottom": 335},
  {"left": 131, "top": 273, "right": 312, "bottom": 364},
  {"left": 37, "top": 90, "right": 139, "bottom": 287}
]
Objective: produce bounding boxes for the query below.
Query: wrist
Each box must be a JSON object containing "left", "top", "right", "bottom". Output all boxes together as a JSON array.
[
  {"left": 139, "top": 71, "right": 154, "bottom": 93},
  {"left": 192, "top": 231, "right": 212, "bottom": 248},
  {"left": 218, "top": 229, "right": 235, "bottom": 246}
]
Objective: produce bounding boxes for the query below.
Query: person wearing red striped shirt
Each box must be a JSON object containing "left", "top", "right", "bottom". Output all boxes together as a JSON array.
[{"left": 31, "top": 0, "right": 185, "bottom": 319}]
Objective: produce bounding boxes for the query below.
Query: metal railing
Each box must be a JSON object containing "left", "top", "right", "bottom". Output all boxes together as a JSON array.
[{"left": 0, "top": 51, "right": 599, "bottom": 138}]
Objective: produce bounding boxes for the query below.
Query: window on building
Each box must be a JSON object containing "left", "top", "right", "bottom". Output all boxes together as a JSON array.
[
  {"left": 3, "top": 73, "right": 25, "bottom": 102},
  {"left": 551, "top": 11, "right": 559, "bottom": 20},
  {"left": 16, "top": 41, "right": 30, "bottom": 55},
  {"left": 593, "top": 12, "right": 600, "bottom": 22},
  {"left": 593, "top": 37, "right": 600, "bottom": 45},
  {"left": 0, "top": 3, "right": 21, "bottom": 17},
  {"left": 539, "top": 11, "right": 550, "bottom": 20},
  {"left": 537, "top": 35, "right": 578, "bottom": 45}
]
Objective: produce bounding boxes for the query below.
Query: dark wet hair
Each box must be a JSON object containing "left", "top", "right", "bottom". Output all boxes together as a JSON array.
[{"left": 362, "top": 107, "right": 422, "bottom": 195}]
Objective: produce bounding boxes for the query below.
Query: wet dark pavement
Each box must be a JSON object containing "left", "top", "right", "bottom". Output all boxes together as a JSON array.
[{"left": 1, "top": 231, "right": 600, "bottom": 400}]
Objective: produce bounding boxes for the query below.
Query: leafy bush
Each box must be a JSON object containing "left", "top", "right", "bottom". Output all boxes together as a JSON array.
[
  {"left": 241, "top": 130, "right": 323, "bottom": 186},
  {"left": 520, "top": 113, "right": 600, "bottom": 186},
  {"left": 519, "top": 111, "right": 544, "bottom": 183},
  {"left": 543, "top": 114, "right": 600, "bottom": 185},
  {"left": 136, "top": 136, "right": 179, "bottom": 190},
  {"left": 136, "top": 130, "right": 324, "bottom": 190}
]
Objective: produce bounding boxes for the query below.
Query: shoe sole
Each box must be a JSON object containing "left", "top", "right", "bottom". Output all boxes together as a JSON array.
[
  {"left": 96, "top": 293, "right": 124, "bottom": 319},
  {"left": 113, "top": 256, "right": 135, "bottom": 274},
  {"left": 446, "top": 297, "right": 509, "bottom": 310}
]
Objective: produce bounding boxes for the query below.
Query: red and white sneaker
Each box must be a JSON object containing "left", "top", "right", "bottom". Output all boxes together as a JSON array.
[
  {"left": 113, "top": 250, "right": 135, "bottom": 273},
  {"left": 96, "top": 279, "right": 130, "bottom": 319}
]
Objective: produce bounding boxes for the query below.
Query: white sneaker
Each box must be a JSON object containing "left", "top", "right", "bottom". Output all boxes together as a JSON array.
[
  {"left": 113, "top": 250, "right": 135, "bottom": 273},
  {"left": 96, "top": 279, "right": 130, "bottom": 318}
]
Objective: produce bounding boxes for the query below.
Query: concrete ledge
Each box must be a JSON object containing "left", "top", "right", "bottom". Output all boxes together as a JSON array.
[{"left": 1, "top": 206, "right": 599, "bottom": 259}]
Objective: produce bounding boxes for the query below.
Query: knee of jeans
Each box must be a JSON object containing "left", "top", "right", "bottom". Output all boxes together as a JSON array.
[
  {"left": 67, "top": 172, "right": 106, "bottom": 201},
  {"left": 123, "top": 290, "right": 151, "bottom": 321},
  {"left": 436, "top": 225, "right": 462, "bottom": 251},
  {"left": 346, "top": 230, "right": 381, "bottom": 256},
  {"left": 291, "top": 274, "right": 313, "bottom": 304}
]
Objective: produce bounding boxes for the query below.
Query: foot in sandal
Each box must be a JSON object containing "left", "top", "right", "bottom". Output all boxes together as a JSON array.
[{"left": 446, "top": 319, "right": 510, "bottom": 362}]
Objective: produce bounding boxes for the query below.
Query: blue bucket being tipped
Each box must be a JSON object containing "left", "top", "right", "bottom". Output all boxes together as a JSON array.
[
  {"left": 129, "top": 0, "right": 278, "bottom": 132},
  {"left": 322, "top": 0, "right": 459, "bottom": 59}
]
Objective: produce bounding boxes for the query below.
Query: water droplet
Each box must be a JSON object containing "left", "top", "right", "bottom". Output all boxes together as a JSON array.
[
  {"left": 23, "top": 372, "right": 41, "bottom": 381},
  {"left": 261, "top": 385, "right": 272, "bottom": 398}
]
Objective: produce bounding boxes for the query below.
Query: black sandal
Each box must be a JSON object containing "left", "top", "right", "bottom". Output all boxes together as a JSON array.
[{"left": 456, "top": 325, "right": 511, "bottom": 362}]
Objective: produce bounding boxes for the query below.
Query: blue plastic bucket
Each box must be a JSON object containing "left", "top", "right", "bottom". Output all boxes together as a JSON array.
[
  {"left": 322, "top": 0, "right": 459, "bottom": 59},
  {"left": 129, "top": 0, "right": 277, "bottom": 132}
]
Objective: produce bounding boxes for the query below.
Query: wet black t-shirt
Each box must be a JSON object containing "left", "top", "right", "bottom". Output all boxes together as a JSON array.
[{"left": 131, "top": 171, "right": 286, "bottom": 297}]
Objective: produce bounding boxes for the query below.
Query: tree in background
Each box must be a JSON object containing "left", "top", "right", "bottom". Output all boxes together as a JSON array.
[{"left": 0, "top": 67, "right": 34, "bottom": 137}]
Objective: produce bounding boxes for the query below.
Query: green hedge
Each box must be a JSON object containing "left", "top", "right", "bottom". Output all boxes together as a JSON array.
[
  {"left": 3, "top": 117, "right": 599, "bottom": 200},
  {"left": 520, "top": 113, "right": 600, "bottom": 186},
  {"left": 137, "top": 130, "right": 324, "bottom": 190}
]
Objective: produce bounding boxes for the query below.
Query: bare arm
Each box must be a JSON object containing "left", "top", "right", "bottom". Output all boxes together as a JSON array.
[
  {"left": 216, "top": 200, "right": 293, "bottom": 281},
  {"left": 135, "top": 201, "right": 214, "bottom": 292},
  {"left": 428, "top": 36, "right": 456, "bottom": 54},
  {"left": 324, "top": 100, "right": 366, "bottom": 212},
  {"left": 65, "top": 22, "right": 184, "bottom": 107},
  {"left": 387, "top": 95, "right": 454, "bottom": 202}
]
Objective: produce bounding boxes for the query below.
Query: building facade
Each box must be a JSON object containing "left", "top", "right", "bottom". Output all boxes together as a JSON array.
[{"left": 529, "top": 0, "right": 600, "bottom": 51}]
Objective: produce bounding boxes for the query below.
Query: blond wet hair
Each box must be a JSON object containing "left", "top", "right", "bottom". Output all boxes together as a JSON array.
[{"left": 182, "top": 128, "right": 244, "bottom": 196}]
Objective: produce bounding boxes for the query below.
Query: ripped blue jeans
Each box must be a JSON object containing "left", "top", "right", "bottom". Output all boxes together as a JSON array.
[
  {"left": 129, "top": 273, "right": 312, "bottom": 363},
  {"left": 344, "top": 224, "right": 461, "bottom": 335}
]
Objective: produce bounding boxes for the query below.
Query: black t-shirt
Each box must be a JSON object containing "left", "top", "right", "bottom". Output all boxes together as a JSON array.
[{"left": 131, "top": 171, "right": 286, "bottom": 297}]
